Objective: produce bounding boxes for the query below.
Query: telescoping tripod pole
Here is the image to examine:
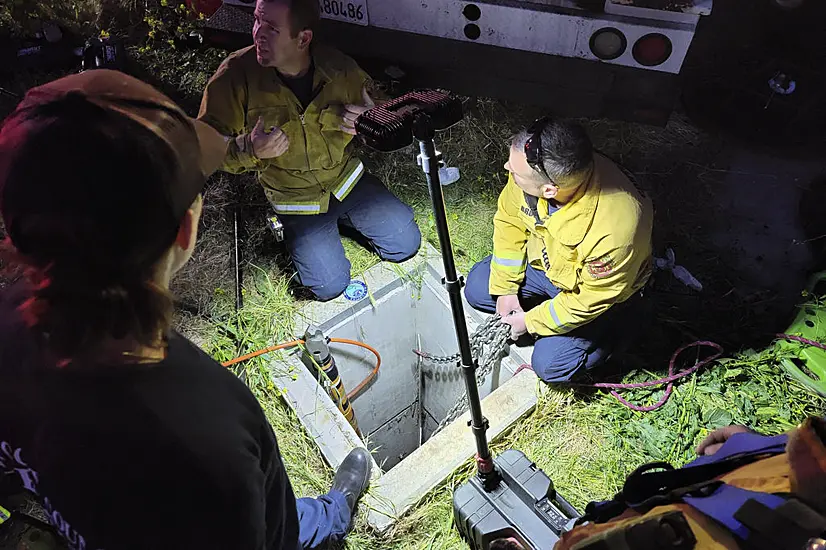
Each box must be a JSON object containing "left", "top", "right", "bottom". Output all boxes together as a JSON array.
[
  {"left": 355, "top": 90, "right": 578, "bottom": 550},
  {"left": 412, "top": 115, "right": 497, "bottom": 480}
]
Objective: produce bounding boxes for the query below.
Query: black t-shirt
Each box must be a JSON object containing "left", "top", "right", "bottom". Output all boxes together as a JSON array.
[
  {"left": 0, "top": 285, "right": 300, "bottom": 550},
  {"left": 277, "top": 64, "right": 315, "bottom": 110}
]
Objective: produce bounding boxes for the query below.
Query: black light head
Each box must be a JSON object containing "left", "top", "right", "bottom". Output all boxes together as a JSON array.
[{"left": 355, "top": 89, "right": 463, "bottom": 152}]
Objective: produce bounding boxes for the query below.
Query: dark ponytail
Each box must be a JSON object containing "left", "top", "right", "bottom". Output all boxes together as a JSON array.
[
  {"left": 18, "top": 261, "right": 173, "bottom": 361},
  {"left": 1, "top": 96, "right": 185, "bottom": 362}
]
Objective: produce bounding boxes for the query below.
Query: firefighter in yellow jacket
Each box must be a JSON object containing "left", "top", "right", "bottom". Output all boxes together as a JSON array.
[
  {"left": 198, "top": 0, "right": 421, "bottom": 301},
  {"left": 464, "top": 117, "right": 654, "bottom": 382}
]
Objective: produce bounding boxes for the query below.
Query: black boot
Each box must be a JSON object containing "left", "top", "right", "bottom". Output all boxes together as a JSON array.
[{"left": 332, "top": 447, "right": 372, "bottom": 516}]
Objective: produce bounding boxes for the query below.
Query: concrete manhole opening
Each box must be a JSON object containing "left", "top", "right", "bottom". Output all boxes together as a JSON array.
[
  {"left": 273, "top": 248, "right": 537, "bottom": 529},
  {"left": 323, "top": 267, "right": 511, "bottom": 471}
]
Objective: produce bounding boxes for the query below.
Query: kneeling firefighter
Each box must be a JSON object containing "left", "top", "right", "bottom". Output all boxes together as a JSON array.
[{"left": 555, "top": 418, "right": 826, "bottom": 550}]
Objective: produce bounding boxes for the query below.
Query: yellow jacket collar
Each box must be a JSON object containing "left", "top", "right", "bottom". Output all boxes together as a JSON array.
[{"left": 546, "top": 167, "right": 600, "bottom": 247}]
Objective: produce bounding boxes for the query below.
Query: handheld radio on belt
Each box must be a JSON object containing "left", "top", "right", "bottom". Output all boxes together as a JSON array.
[{"left": 355, "top": 90, "right": 579, "bottom": 549}]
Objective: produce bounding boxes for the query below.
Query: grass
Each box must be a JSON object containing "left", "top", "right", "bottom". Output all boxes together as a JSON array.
[
  {"left": 2, "top": 8, "right": 826, "bottom": 548},
  {"left": 193, "top": 259, "right": 825, "bottom": 550}
]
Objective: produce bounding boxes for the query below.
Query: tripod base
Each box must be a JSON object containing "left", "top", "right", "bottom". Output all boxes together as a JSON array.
[{"left": 453, "top": 450, "right": 580, "bottom": 550}]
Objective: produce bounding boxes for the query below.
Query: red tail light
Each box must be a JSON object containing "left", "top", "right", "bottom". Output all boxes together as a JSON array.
[{"left": 632, "top": 33, "right": 673, "bottom": 67}]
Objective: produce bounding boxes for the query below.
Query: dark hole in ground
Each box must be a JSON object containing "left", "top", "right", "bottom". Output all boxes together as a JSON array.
[
  {"left": 317, "top": 270, "right": 517, "bottom": 471},
  {"left": 325, "top": 279, "right": 471, "bottom": 470}
]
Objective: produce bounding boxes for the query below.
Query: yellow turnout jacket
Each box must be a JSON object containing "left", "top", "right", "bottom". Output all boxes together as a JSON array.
[
  {"left": 489, "top": 154, "right": 654, "bottom": 337},
  {"left": 198, "top": 44, "right": 369, "bottom": 215}
]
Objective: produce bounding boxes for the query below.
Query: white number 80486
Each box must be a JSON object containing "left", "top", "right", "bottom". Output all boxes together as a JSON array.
[{"left": 318, "top": 0, "right": 369, "bottom": 26}]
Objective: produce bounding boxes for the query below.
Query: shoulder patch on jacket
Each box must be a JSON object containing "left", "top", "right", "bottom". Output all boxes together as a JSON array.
[{"left": 586, "top": 254, "right": 615, "bottom": 279}]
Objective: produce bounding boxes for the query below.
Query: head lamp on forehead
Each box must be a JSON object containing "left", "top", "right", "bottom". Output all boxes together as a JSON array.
[{"left": 524, "top": 116, "right": 551, "bottom": 182}]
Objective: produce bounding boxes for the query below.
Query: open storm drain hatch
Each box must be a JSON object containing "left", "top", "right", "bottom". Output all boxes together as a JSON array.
[
  {"left": 268, "top": 247, "right": 539, "bottom": 529},
  {"left": 322, "top": 264, "right": 507, "bottom": 471}
]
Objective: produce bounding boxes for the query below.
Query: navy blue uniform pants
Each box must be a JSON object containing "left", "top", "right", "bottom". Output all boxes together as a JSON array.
[
  {"left": 280, "top": 173, "right": 421, "bottom": 301},
  {"left": 464, "top": 256, "right": 646, "bottom": 382},
  {"left": 296, "top": 490, "right": 350, "bottom": 549}
]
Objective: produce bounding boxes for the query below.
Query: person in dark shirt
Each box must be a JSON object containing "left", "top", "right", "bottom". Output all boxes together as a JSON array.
[{"left": 0, "top": 70, "right": 371, "bottom": 550}]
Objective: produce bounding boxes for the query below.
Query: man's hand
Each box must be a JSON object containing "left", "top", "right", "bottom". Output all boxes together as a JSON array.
[
  {"left": 696, "top": 425, "right": 754, "bottom": 456},
  {"left": 502, "top": 310, "right": 528, "bottom": 340},
  {"left": 496, "top": 295, "right": 522, "bottom": 317},
  {"left": 340, "top": 86, "right": 375, "bottom": 135},
  {"left": 249, "top": 116, "right": 289, "bottom": 159}
]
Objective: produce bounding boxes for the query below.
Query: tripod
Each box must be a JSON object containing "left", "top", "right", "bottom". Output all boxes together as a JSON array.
[
  {"left": 356, "top": 90, "right": 578, "bottom": 550},
  {"left": 412, "top": 114, "right": 578, "bottom": 550},
  {"left": 412, "top": 115, "right": 497, "bottom": 479}
]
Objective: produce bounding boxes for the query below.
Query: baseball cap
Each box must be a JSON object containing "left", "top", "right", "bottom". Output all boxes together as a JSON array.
[{"left": 1, "top": 70, "right": 226, "bottom": 228}]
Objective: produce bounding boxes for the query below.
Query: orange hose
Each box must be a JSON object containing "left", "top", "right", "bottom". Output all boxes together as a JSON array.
[
  {"left": 222, "top": 340, "right": 303, "bottom": 367},
  {"left": 331, "top": 338, "right": 381, "bottom": 400},
  {"left": 221, "top": 338, "right": 381, "bottom": 400}
]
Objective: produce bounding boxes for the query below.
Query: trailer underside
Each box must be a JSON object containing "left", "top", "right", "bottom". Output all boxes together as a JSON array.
[{"left": 204, "top": 3, "right": 680, "bottom": 124}]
